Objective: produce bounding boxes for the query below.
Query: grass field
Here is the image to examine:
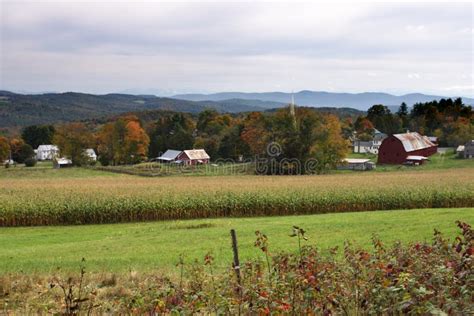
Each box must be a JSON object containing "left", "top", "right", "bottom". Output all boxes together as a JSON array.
[{"left": 0, "top": 207, "right": 472, "bottom": 274}]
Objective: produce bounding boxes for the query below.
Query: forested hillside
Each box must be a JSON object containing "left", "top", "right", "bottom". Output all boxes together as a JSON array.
[{"left": 0, "top": 91, "right": 284, "bottom": 130}]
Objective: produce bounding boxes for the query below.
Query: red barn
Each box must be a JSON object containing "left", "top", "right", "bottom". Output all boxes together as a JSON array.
[
  {"left": 176, "top": 149, "right": 210, "bottom": 165},
  {"left": 378, "top": 132, "right": 437, "bottom": 165}
]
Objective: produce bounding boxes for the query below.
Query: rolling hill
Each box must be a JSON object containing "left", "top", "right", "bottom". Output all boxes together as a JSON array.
[
  {"left": 0, "top": 91, "right": 285, "bottom": 129},
  {"left": 173, "top": 90, "right": 474, "bottom": 110}
]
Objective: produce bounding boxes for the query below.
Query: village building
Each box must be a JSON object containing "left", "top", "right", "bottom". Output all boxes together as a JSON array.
[
  {"left": 176, "top": 149, "right": 210, "bottom": 165},
  {"left": 338, "top": 158, "right": 375, "bottom": 171},
  {"left": 377, "top": 132, "right": 437, "bottom": 165},
  {"left": 36, "top": 145, "right": 59, "bottom": 160},
  {"left": 53, "top": 157, "right": 72, "bottom": 169},
  {"left": 156, "top": 149, "right": 182, "bottom": 163},
  {"left": 462, "top": 140, "right": 474, "bottom": 159},
  {"left": 352, "top": 129, "right": 387, "bottom": 154},
  {"left": 85, "top": 148, "right": 97, "bottom": 161}
]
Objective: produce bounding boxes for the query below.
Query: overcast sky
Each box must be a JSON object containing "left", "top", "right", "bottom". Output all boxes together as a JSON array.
[{"left": 1, "top": 1, "right": 473, "bottom": 96}]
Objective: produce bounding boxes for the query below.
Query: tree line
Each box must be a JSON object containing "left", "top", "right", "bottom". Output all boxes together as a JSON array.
[
  {"left": 1, "top": 98, "right": 472, "bottom": 172},
  {"left": 351, "top": 98, "right": 473, "bottom": 146}
]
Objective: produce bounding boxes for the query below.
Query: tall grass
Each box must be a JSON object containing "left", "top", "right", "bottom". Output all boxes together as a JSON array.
[{"left": 1, "top": 169, "right": 473, "bottom": 226}]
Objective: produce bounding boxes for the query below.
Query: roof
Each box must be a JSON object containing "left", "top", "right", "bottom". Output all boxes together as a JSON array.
[
  {"left": 406, "top": 155, "right": 428, "bottom": 161},
  {"left": 343, "top": 158, "right": 371, "bottom": 164},
  {"left": 393, "top": 132, "right": 436, "bottom": 152},
  {"left": 158, "top": 149, "right": 182, "bottom": 161},
  {"left": 37, "top": 144, "right": 58, "bottom": 151},
  {"left": 352, "top": 141, "right": 373, "bottom": 147},
  {"left": 55, "top": 157, "right": 72, "bottom": 165},
  {"left": 183, "top": 149, "right": 210, "bottom": 160},
  {"left": 456, "top": 145, "right": 465, "bottom": 152}
]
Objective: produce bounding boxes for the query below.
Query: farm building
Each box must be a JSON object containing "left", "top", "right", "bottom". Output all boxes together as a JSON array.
[
  {"left": 352, "top": 129, "right": 387, "bottom": 154},
  {"left": 462, "top": 140, "right": 474, "bottom": 159},
  {"left": 85, "top": 148, "right": 97, "bottom": 161},
  {"left": 176, "top": 149, "right": 210, "bottom": 165},
  {"left": 156, "top": 149, "right": 182, "bottom": 163},
  {"left": 378, "top": 132, "right": 437, "bottom": 165},
  {"left": 36, "top": 145, "right": 59, "bottom": 160},
  {"left": 338, "top": 158, "right": 375, "bottom": 171},
  {"left": 53, "top": 157, "right": 72, "bottom": 169}
]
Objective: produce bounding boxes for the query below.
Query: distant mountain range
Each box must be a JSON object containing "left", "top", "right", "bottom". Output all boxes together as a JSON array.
[
  {"left": 1, "top": 89, "right": 471, "bottom": 131},
  {"left": 174, "top": 91, "right": 474, "bottom": 110}
]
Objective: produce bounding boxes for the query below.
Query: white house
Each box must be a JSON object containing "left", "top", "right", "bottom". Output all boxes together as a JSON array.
[
  {"left": 85, "top": 148, "right": 97, "bottom": 161},
  {"left": 36, "top": 145, "right": 59, "bottom": 160},
  {"left": 352, "top": 129, "right": 387, "bottom": 154},
  {"left": 463, "top": 140, "right": 474, "bottom": 159}
]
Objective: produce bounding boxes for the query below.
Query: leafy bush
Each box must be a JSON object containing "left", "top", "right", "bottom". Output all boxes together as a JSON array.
[
  {"left": 24, "top": 158, "right": 37, "bottom": 167},
  {"left": 1, "top": 222, "right": 472, "bottom": 314}
]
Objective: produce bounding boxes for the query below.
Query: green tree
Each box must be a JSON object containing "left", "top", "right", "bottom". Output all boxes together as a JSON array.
[
  {"left": 21, "top": 125, "right": 55, "bottom": 149},
  {"left": 53, "top": 123, "right": 94, "bottom": 166},
  {"left": 367, "top": 104, "right": 402, "bottom": 135}
]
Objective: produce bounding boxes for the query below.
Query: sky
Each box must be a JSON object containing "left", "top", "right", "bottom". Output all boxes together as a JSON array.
[{"left": 1, "top": 1, "right": 473, "bottom": 97}]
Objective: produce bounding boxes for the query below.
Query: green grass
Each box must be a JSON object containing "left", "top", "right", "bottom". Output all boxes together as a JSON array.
[
  {"left": 1, "top": 162, "right": 118, "bottom": 179},
  {"left": 1, "top": 207, "right": 472, "bottom": 275}
]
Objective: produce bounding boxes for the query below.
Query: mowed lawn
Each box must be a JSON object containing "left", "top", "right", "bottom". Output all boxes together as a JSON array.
[{"left": 1, "top": 208, "right": 472, "bottom": 275}]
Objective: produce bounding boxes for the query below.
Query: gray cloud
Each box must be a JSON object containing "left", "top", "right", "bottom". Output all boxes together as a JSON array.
[{"left": 1, "top": 1, "right": 473, "bottom": 96}]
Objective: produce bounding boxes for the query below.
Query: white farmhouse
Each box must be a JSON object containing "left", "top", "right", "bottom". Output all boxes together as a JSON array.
[
  {"left": 352, "top": 129, "right": 387, "bottom": 154},
  {"left": 36, "top": 145, "right": 59, "bottom": 160}
]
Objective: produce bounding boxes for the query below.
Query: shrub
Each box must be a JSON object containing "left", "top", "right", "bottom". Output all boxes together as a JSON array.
[
  {"left": 1, "top": 222, "right": 472, "bottom": 314},
  {"left": 24, "top": 158, "right": 37, "bottom": 167}
]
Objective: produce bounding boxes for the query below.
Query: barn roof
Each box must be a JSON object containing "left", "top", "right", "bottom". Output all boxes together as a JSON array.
[
  {"left": 183, "top": 149, "right": 210, "bottom": 160},
  {"left": 158, "top": 149, "right": 182, "bottom": 161},
  {"left": 393, "top": 132, "right": 436, "bottom": 152}
]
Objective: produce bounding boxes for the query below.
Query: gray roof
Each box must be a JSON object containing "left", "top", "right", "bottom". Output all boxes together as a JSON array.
[
  {"left": 393, "top": 132, "right": 436, "bottom": 152},
  {"left": 158, "top": 149, "right": 182, "bottom": 161}
]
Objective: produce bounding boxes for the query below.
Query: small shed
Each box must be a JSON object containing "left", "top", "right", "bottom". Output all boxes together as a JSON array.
[
  {"left": 176, "top": 149, "right": 210, "bottom": 165},
  {"left": 53, "top": 157, "right": 72, "bottom": 169},
  {"left": 378, "top": 132, "right": 437, "bottom": 164},
  {"left": 405, "top": 155, "right": 429, "bottom": 165},
  {"left": 338, "top": 158, "right": 375, "bottom": 171},
  {"left": 156, "top": 149, "right": 182, "bottom": 163}
]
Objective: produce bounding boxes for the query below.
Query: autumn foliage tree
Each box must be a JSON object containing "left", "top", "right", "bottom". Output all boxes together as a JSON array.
[
  {"left": 97, "top": 115, "right": 149, "bottom": 165},
  {"left": 0, "top": 136, "right": 10, "bottom": 162},
  {"left": 53, "top": 123, "right": 94, "bottom": 166},
  {"left": 240, "top": 112, "right": 269, "bottom": 156}
]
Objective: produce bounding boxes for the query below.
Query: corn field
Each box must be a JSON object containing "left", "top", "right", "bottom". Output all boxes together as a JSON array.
[{"left": 1, "top": 169, "right": 473, "bottom": 226}]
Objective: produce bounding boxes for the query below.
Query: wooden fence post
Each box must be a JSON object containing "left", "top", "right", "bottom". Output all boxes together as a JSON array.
[{"left": 230, "top": 229, "right": 241, "bottom": 288}]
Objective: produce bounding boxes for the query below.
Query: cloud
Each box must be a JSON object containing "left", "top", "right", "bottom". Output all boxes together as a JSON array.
[{"left": 0, "top": 1, "right": 472, "bottom": 96}]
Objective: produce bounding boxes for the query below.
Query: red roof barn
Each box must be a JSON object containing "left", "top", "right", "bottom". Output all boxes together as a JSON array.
[
  {"left": 378, "top": 132, "right": 437, "bottom": 165},
  {"left": 176, "top": 149, "right": 210, "bottom": 165}
]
